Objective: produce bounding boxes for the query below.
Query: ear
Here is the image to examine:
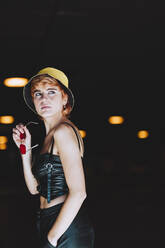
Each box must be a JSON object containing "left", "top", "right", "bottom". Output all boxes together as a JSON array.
[{"left": 63, "top": 94, "right": 68, "bottom": 105}]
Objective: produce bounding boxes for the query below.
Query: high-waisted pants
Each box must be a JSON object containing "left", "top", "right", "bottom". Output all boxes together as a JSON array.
[{"left": 36, "top": 201, "right": 95, "bottom": 248}]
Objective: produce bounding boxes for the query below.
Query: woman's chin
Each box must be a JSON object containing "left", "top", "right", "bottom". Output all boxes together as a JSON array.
[
  {"left": 39, "top": 111, "right": 59, "bottom": 119},
  {"left": 39, "top": 111, "right": 53, "bottom": 118}
]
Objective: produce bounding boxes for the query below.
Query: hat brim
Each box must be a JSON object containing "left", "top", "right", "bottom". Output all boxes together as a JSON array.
[{"left": 23, "top": 74, "right": 74, "bottom": 114}]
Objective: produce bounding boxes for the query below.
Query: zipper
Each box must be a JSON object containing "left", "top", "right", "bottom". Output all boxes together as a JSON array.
[{"left": 46, "top": 163, "right": 53, "bottom": 203}]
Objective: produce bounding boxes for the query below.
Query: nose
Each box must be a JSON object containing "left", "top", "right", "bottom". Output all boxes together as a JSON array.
[{"left": 40, "top": 92, "right": 49, "bottom": 101}]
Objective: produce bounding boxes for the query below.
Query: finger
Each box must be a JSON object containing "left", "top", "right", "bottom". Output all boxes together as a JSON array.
[
  {"left": 12, "top": 132, "right": 21, "bottom": 141},
  {"left": 24, "top": 126, "right": 31, "bottom": 134},
  {"left": 16, "top": 124, "right": 25, "bottom": 133},
  {"left": 16, "top": 123, "right": 24, "bottom": 128},
  {"left": 12, "top": 133, "right": 21, "bottom": 140},
  {"left": 12, "top": 128, "right": 22, "bottom": 137},
  {"left": 12, "top": 127, "right": 20, "bottom": 133}
]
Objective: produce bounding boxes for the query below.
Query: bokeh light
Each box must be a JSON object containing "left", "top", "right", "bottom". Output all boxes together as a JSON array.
[
  {"left": 79, "top": 130, "right": 86, "bottom": 138},
  {"left": 3, "top": 77, "right": 28, "bottom": 87},
  {"left": 108, "top": 116, "right": 124, "bottom": 125},
  {"left": 0, "top": 116, "right": 14, "bottom": 124},
  {"left": 0, "top": 136, "right": 8, "bottom": 144},
  {"left": 137, "top": 130, "right": 149, "bottom": 139},
  {"left": 0, "top": 143, "right": 7, "bottom": 150}
]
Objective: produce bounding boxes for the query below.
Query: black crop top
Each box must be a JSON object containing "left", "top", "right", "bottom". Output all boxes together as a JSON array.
[{"left": 32, "top": 122, "right": 81, "bottom": 203}]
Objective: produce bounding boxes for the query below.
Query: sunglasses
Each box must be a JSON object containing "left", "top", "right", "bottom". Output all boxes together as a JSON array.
[{"left": 20, "top": 121, "right": 39, "bottom": 154}]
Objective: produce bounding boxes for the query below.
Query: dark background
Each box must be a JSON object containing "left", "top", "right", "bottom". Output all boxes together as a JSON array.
[{"left": 0, "top": 1, "right": 163, "bottom": 247}]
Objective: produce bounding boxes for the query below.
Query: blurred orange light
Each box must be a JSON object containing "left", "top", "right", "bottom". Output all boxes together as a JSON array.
[
  {"left": 79, "top": 130, "right": 86, "bottom": 138},
  {"left": 0, "top": 136, "right": 8, "bottom": 144},
  {"left": 0, "top": 116, "right": 14, "bottom": 124},
  {"left": 108, "top": 116, "right": 124, "bottom": 125},
  {"left": 0, "top": 143, "right": 7, "bottom": 150},
  {"left": 3, "top": 77, "right": 28, "bottom": 87},
  {"left": 137, "top": 130, "right": 149, "bottom": 139}
]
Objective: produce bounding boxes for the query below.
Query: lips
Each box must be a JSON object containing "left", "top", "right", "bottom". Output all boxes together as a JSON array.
[{"left": 41, "top": 105, "right": 51, "bottom": 110}]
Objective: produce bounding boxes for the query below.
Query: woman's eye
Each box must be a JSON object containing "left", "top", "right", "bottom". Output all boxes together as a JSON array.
[
  {"left": 34, "top": 92, "right": 41, "bottom": 97},
  {"left": 48, "top": 91, "right": 56, "bottom": 94}
]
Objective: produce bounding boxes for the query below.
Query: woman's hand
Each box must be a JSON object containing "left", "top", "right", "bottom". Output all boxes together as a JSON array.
[
  {"left": 47, "top": 233, "right": 58, "bottom": 247},
  {"left": 12, "top": 123, "right": 31, "bottom": 152}
]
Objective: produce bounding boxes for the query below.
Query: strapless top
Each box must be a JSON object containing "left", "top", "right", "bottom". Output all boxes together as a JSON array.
[
  {"left": 32, "top": 152, "right": 69, "bottom": 203},
  {"left": 31, "top": 121, "right": 82, "bottom": 203}
]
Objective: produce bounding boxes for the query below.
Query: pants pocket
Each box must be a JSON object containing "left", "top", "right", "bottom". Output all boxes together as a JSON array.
[{"left": 42, "top": 237, "right": 57, "bottom": 248}]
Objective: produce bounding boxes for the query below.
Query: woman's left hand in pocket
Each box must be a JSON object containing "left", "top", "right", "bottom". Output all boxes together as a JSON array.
[{"left": 47, "top": 234, "right": 58, "bottom": 247}]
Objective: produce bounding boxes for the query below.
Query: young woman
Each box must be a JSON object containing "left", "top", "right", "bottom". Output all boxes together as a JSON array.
[{"left": 12, "top": 67, "right": 95, "bottom": 248}]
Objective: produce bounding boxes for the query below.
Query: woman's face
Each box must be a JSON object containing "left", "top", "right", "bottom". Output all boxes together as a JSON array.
[{"left": 32, "top": 78, "right": 67, "bottom": 118}]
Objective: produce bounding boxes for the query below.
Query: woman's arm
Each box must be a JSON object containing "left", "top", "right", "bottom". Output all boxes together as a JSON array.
[
  {"left": 12, "top": 124, "right": 39, "bottom": 195},
  {"left": 47, "top": 123, "right": 87, "bottom": 245},
  {"left": 21, "top": 151, "right": 39, "bottom": 195}
]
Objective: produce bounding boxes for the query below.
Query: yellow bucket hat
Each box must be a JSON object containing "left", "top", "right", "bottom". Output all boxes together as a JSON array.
[{"left": 23, "top": 67, "right": 74, "bottom": 114}]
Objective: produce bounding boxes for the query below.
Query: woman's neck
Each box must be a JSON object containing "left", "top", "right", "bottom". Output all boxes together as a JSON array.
[{"left": 43, "top": 114, "right": 68, "bottom": 135}]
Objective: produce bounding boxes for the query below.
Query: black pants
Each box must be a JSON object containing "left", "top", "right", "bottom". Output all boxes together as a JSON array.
[{"left": 36, "top": 201, "right": 95, "bottom": 248}]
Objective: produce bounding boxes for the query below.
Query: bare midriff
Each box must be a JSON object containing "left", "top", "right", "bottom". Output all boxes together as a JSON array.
[{"left": 40, "top": 194, "right": 67, "bottom": 209}]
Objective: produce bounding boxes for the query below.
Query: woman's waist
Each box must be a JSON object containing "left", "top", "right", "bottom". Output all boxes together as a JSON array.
[
  {"left": 38, "top": 197, "right": 88, "bottom": 218},
  {"left": 40, "top": 194, "right": 67, "bottom": 210}
]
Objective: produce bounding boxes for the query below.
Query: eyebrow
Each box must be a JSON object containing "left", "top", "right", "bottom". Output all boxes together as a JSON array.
[{"left": 33, "top": 87, "right": 58, "bottom": 93}]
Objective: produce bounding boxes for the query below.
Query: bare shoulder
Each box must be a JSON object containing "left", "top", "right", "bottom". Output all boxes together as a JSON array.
[
  {"left": 54, "top": 120, "right": 79, "bottom": 136},
  {"left": 53, "top": 120, "right": 84, "bottom": 158},
  {"left": 54, "top": 121, "right": 72, "bottom": 134}
]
